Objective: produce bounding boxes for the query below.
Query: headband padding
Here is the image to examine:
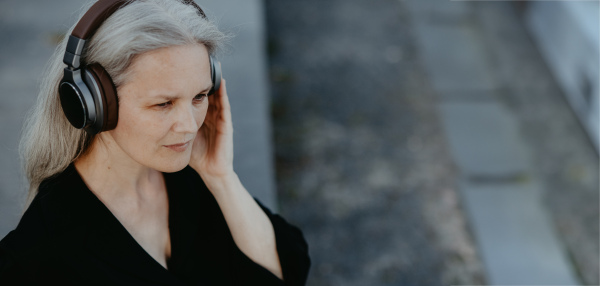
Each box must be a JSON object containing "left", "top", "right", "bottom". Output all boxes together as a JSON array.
[
  {"left": 72, "top": 0, "right": 127, "bottom": 39},
  {"left": 87, "top": 63, "right": 119, "bottom": 131},
  {"left": 181, "top": 0, "right": 206, "bottom": 18},
  {"left": 72, "top": 0, "right": 207, "bottom": 39}
]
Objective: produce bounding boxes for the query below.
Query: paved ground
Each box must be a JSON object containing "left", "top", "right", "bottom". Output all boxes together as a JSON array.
[
  {"left": 266, "top": 0, "right": 485, "bottom": 285},
  {"left": 266, "top": 0, "right": 598, "bottom": 285},
  {"left": 475, "top": 3, "right": 599, "bottom": 284}
]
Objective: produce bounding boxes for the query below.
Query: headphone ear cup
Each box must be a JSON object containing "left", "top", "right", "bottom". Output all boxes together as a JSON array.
[
  {"left": 209, "top": 56, "right": 221, "bottom": 95},
  {"left": 59, "top": 77, "right": 92, "bottom": 130},
  {"left": 86, "top": 63, "right": 119, "bottom": 132}
]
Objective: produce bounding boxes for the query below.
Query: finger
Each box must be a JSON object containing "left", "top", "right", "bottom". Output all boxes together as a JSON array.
[
  {"left": 213, "top": 62, "right": 224, "bottom": 107},
  {"left": 218, "top": 79, "right": 233, "bottom": 128},
  {"left": 218, "top": 79, "right": 229, "bottom": 109},
  {"left": 208, "top": 88, "right": 218, "bottom": 108}
]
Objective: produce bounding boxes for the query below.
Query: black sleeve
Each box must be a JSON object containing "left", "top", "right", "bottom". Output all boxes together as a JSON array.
[
  {"left": 180, "top": 166, "right": 311, "bottom": 285},
  {"left": 228, "top": 199, "right": 311, "bottom": 286},
  {"left": 256, "top": 199, "right": 311, "bottom": 286},
  {"left": 0, "top": 234, "right": 29, "bottom": 285},
  {"left": 0, "top": 197, "right": 42, "bottom": 285},
  {"left": 0, "top": 197, "right": 76, "bottom": 286},
  {"left": 0, "top": 198, "right": 49, "bottom": 285}
]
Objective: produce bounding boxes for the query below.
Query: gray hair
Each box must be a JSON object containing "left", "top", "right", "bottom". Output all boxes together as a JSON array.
[{"left": 19, "top": 0, "right": 229, "bottom": 208}]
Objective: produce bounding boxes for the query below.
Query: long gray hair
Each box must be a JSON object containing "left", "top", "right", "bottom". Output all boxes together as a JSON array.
[{"left": 19, "top": 0, "right": 228, "bottom": 207}]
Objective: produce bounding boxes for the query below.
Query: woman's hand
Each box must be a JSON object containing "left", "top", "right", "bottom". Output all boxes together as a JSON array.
[
  {"left": 189, "top": 78, "right": 234, "bottom": 179},
  {"left": 188, "top": 77, "right": 284, "bottom": 279}
]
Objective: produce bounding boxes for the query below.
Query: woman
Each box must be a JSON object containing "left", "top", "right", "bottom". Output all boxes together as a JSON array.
[{"left": 0, "top": 0, "right": 310, "bottom": 285}]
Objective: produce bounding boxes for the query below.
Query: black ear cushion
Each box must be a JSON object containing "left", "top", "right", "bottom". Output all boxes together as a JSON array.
[
  {"left": 87, "top": 63, "right": 119, "bottom": 131},
  {"left": 209, "top": 56, "right": 221, "bottom": 95}
]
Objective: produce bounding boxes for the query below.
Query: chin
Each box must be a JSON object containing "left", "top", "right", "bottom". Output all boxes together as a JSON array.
[{"left": 153, "top": 153, "right": 192, "bottom": 173}]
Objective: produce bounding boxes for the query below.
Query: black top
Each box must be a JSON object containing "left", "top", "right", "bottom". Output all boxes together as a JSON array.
[{"left": 0, "top": 164, "right": 310, "bottom": 285}]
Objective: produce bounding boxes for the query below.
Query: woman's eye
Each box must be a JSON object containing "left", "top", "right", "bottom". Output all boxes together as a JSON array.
[
  {"left": 194, "top": 94, "right": 207, "bottom": 102},
  {"left": 155, "top": 94, "right": 205, "bottom": 108},
  {"left": 156, "top": 101, "right": 171, "bottom": 108}
]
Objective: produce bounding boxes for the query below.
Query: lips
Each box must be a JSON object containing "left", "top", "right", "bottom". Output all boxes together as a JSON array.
[
  {"left": 167, "top": 141, "right": 190, "bottom": 146},
  {"left": 164, "top": 140, "right": 191, "bottom": 152}
]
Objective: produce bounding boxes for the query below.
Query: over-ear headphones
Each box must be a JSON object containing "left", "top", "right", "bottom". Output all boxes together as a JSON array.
[{"left": 59, "top": 0, "right": 221, "bottom": 134}]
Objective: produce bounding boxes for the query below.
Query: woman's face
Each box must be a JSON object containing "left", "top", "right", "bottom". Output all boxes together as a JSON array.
[{"left": 107, "top": 44, "right": 212, "bottom": 172}]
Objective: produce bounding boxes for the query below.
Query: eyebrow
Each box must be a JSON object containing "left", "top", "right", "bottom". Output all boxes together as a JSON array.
[{"left": 152, "top": 85, "right": 212, "bottom": 101}]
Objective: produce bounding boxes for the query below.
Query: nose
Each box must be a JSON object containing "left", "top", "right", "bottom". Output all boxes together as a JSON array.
[{"left": 172, "top": 103, "right": 199, "bottom": 134}]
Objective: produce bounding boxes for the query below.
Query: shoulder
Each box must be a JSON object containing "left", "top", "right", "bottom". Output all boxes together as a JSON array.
[
  {"left": 0, "top": 164, "right": 99, "bottom": 283},
  {"left": 1, "top": 164, "right": 91, "bottom": 258},
  {"left": 0, "top": 195, "right": 62, "bottom": 281},
  {"left": 0, "top": 198, "right": 49, "bottom": 256}
]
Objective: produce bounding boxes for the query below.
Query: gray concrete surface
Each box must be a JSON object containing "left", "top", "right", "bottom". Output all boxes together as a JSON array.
[
  {"left": 414, "top": 24, "right": 500, "bottom": 94},
  {"left": 476, "top": 3, "right": 600, "bottom": 284},
  {"left": 267, "top": 0, "right": 598, "bottom": 285},
  {"left": 0, "top": 0, "right": 276, "bottom": 238},
  {"left": 459, "top": 180, "right": 578, "bottom": 285},
  {"left": 266, "top": 0, "right": 486, "bottom": 285},
  {"left": 438, "top": 102, "right": 530, "bottom": 177},
  {"left": 525, "top": 2, "right": 600, "bottom": 151},
  {"left": 406, "top": 1, "right": 596, "bottom": 285},
  {"left": 439, "top": 99, "right": 578, "bottom": 284}
]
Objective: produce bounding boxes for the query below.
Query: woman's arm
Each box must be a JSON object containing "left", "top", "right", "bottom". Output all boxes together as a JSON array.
[
  {"left": 189, "top": 77, "right": 284, "bottom": 280},
  {"left": 201, "top": 171, "right": 283, "bottom": 280}
]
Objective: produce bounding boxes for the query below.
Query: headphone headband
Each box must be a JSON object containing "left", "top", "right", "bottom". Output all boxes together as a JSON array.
[
  {"left": 72, "top": 0, "right": 127, "bottom": 39},
  {"left": 72, "top": 0, "right": 206, "bottom": 39},
  {"left": 64, "top": 0, "right": 206, "bottom": 69}
]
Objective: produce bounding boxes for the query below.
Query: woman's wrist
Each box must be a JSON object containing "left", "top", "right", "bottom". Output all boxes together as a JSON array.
[
  {"left": 189, "top": 160, "right": 234, "bottom": 180},
  {"left": 198, "top": 169, "right": 241, "bottom": 199}
]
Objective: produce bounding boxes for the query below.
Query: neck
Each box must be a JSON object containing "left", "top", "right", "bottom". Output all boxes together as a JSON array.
[{"left": 74, "top": 133, "right": 164, "bottom": 205}]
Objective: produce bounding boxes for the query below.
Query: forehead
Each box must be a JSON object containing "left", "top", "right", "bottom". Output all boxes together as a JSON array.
[{"left": 121, "top": 44, "right": 212, "bottom": 99}]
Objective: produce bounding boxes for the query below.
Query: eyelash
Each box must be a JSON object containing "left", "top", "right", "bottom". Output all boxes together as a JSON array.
[{"left": 156, "top": 94, "right": 207, "bottom": 108}]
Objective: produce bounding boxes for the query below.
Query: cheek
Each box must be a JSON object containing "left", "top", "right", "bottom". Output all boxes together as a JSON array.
[
  {"left": 113, "top": 105, "right": 167, "bottom": 148},
  {"left": 196, "top": 101, "right": 209, "bottom": 126}
]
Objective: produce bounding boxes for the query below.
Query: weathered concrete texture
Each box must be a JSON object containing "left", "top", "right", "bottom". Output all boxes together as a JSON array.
[
  {"left": 460, "top": 180, "right": 578, "bottom": 285},
  {"left": 406, "top": 0, "right": 598, "bottom": 284},
  {"left": 266, "top": 0, "right": 598, "bottom": 285},
  {"left": 525, "top": 2, "right": 600, "bottom": 151},
  {"left": 439, "top": 100, "right": 579, "bottom": 284},
  {"left": 438, "top": 101, "right": 530, "bottom": 177},
  {"left": 408, "top": 0, "right": 581, "bottom": 284},
  {"left": 266, "top": 0, "right": 486, "bottom": 285},
  {"left": 413, "top": 24, "right": 500, "bottom": 93},
  {"left": 475, "top": 3, "right": 599, "bottom": 285}
]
